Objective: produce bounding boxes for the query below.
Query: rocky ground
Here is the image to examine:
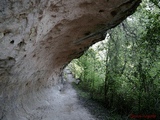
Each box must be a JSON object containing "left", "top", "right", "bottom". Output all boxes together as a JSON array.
[{"left": 26, "top": 77, "right": 95, "bottom": 120}]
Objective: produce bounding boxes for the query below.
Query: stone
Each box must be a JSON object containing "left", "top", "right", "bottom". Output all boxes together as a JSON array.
[{"left": 0, "top": 0, "right": 141, "bottom": 119}]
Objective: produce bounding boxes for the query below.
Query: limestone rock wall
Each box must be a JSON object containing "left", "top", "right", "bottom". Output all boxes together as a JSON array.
[{"left": 0, "top": 0, "right": 141, "bottom": 119}]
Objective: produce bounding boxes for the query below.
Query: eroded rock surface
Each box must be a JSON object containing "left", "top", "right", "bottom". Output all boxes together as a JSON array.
[{"left": 0, "top": 0, "right": 141, "bottom": 119}]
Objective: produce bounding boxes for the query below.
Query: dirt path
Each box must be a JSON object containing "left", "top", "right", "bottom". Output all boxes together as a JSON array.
[{"left": 21, "top": 69, "right": 95, "bottom": 120}]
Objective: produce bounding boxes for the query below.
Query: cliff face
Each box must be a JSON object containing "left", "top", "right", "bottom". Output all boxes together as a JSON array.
[{"left": 0, "top": 0, "right": 141, "bottom": 119}]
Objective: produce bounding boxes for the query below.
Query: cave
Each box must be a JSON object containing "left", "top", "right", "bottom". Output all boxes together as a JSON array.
[{"left": 0, "top": 0, "right": 141, "bottom": 119}]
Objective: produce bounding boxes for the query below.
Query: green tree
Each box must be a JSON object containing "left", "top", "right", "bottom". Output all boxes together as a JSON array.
[{"left": 69, "top": 0, "right": 160, "bottom": 118}]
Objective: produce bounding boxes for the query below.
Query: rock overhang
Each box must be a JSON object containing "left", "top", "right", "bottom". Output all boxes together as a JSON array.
[{"left": 0, "top": 0, "right": 141, "bottom": 119}]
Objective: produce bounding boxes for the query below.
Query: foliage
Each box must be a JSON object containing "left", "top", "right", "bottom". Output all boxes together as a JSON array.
[{"left": 68, "top": 0, "right": 160, "bottom": 118}]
